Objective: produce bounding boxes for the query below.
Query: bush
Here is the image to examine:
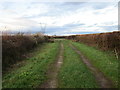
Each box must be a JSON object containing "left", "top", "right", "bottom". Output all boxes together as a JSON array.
[
  {"left": 67, "top": 31, "right": 120, "bottom": 56},
  {"left": 2, "top": 34, "right": 49, "bottom": 71}
]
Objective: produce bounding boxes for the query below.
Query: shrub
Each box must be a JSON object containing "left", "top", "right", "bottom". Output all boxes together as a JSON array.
[
  {"left": 67, "top": 31, "right": 120, "bottom": 57},
  {"left": 2, "top": 33, "right": 49, "bottom": 71}
]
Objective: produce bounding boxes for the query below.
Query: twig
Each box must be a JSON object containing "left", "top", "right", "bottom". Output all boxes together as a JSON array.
[{"left": 114, "top": 49, "right": 118, "bottom": 60}]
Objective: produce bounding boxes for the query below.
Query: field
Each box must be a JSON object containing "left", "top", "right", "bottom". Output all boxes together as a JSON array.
[{"left": 2, "top": 32, "right": 119, "bottom": 88}]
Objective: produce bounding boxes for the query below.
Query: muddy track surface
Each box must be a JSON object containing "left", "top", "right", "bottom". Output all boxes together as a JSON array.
[
  {"left": 70, "top": 44, "right": 114, "bottom": 88},
  {"left": 40, "top": 43, "right": 64, "bottom": 88}
]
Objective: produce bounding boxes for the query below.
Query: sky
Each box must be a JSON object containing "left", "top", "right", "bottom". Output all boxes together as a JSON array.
[{"left": 0, "top": 0, "right": 119, "bottom": 36}]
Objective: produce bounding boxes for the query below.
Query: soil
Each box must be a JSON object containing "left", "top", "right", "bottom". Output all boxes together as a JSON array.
[{"left": 40, "top": 43, "right": 64, "bottom": 88}]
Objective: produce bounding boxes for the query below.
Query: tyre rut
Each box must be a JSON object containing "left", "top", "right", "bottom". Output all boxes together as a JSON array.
[
  {"left": 40, "top": 43, "right": 64, "bottom": 88},
  {"left": 70, "top": 44, "right": 114, "bottom": 88}
]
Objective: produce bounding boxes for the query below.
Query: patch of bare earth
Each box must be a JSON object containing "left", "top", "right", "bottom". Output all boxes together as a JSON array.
[
  {"left": 70, "top": 44, "right": 114, "bottom": 88},
  {"left": 40, "top": 43, "right": 64, "bottom": 88}
]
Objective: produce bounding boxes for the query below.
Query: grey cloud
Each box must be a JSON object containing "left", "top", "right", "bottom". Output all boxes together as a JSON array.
[
  {"left": 98, "top": 25, "right": 118, "bottom": 31},
  {"left": 64, "top": 23, "right": 85, "bottom": 27}
]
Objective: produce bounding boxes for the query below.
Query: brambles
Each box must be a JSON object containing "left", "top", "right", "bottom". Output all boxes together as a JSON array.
[
  {"left": 2, "top": 33, "right": 49, "bottom": 72},
  {"left": 67, "top": 31, "right": 120, "bottom": 57}
]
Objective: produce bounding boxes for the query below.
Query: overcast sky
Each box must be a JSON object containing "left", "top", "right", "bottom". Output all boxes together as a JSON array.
[{"left": 0, "top": 0, "right": 118, "bottom": 35}]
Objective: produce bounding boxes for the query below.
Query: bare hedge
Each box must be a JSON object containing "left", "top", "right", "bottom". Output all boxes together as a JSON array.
[
  {"left": 67, "top": 31, "right": 120, "bottom": 57},
  {"left": 2, "top": 34, "right": 49, "bottom": 71}
]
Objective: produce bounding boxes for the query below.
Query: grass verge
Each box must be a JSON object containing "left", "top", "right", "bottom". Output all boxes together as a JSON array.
[
  {"left": 72, "top": 41, "right": 118, "bottom": 87},
  {"left": 2, "top": 42, "right": 59, "bottom": 88},
  {"left": 58, "top": 40, "right": 99, "bottom": 88}
]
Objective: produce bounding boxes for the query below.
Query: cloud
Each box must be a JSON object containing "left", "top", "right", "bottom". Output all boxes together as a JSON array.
[{"left": 0, "top": 1, "right": 118, "bottom": 35}]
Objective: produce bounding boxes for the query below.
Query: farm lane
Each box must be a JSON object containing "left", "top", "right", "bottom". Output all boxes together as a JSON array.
[
  {"left": 40, "top": 42, "right": 64, "bottom": 88},
  {"left": 70, "top": 44, "right": 114, "bottom": 88},
  {"left": 3, "top": 39, "right": 117, "bottom": 88}
]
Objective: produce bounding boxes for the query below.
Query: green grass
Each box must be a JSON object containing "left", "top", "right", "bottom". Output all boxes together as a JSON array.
[
  {"left": 2, "top": 42, "right": 59, "bottom": 88},
  {"left": 72, "top": 41, "right": 118, "bottom": 87},
  {"left": 58, "top": 40, "right": 99, "bottom": 88}
]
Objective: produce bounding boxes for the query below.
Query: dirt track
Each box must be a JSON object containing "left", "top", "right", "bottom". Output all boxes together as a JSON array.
[
  {"left": 40, "top": 41, "right": 114, "bottom": 88},
  {"left": 70, "top": 44, "right": 114, "bottom": 88},
  {"left": 40, "top": 43, "right": 64, "bottom": 88}
]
